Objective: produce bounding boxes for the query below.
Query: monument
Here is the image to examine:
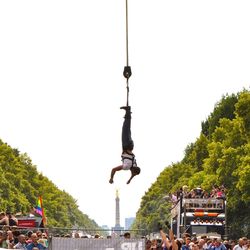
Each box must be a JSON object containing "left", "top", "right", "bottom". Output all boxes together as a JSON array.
[{"left": 111, "top": 189, "right": 124, "bottom": 235}]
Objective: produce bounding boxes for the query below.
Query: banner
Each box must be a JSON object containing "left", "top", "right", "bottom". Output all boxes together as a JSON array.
[{"left": 49, "top": 237, "right": 145, "bottom": 250}]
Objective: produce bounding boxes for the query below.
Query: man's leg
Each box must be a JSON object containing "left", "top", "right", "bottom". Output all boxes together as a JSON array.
[{"left": 121, "top": 106, "right": 134, "bottom": 151}]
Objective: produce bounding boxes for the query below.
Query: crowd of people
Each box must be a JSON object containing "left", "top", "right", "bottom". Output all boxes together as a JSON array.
[
  {"left": 169, "top": 185, "right": 227, "bottom": 204},
  {"left": 0, "top": 223, "right": 249, "bottom": 250},
  {"left": 0, "top": 226, "right": 48, "bottom": 249},
  {"left": 1, "top": 209, "right": 249, "bottom": 250},
  {"left": 146, "top": 230, "right": 249, "bottom": 250}
]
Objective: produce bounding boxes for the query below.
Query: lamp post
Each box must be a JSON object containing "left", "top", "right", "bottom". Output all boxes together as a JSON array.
[{"left": 224, "top": 199, "right": 229, "bottom": 240}]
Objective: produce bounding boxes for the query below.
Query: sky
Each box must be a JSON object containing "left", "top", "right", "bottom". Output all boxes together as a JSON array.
[{"left": 0, "top": 0, "right": 250, "bottom": 229}]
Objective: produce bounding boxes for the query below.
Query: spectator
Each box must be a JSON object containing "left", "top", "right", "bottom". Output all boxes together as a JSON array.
[
  {"left": 159, "top": 228, "right": 171, "bottom": 250},
  {"left": 0, "top": 212, "right": 9, "bottom": 227},
  {"left": 14, "top": 234, "right": 27, "bottom": 249},
  {"left": 192, "top": 243, "right": 200, "bottom": 250},
  {"left": 124, "top": 232, "right": 131, "bottom": 239},
  {"left": 26, "top": 231, "right": 33, "bottom": 244},
  {"left": 207, "top": 238, "right": 227, "bottom": 250},
  {"left": 26, "top": 233, "right": 46, "bottom": 250},
  {"left": 182, "top": 237, "right": 191, "bottom": 250},
  {"left": 146, "top": 239, "right": 152, "bottom": 250},
  {"left": 74, "top": 232, "right": 80, "bottom": 238},
  {"left": 216, "top": 187, "right": 226, "bottom": 200},
  {"left": 36, "top": 230, "right": 47, "bottom": 247},
  {"left": 182, "top": 185, "right": 189, "bottom": 198},
  {"left": 223, "top": 240, "right": 231, "bottom": 250},
  {"left": 7, "top": 230, "right": 15, "bottom": 248},
  {"left": 36, "top": 231, "right": 42, "bottom": 238},
  {"left": 0, "top": 230, "right": 3, "bottom": 247},
  {"left": 188, "top": 190, "right": 197, "bottom": 199},
  {"left": 160, "top": 228, "right": 180, "bottom": 250},
  {"left": 37, "top": 233, "right": 48, "bottom": 248},
  {"left": 191, "top": 236, "right": 198, "bottom": 244},
  {"left": 12, "top": 227, "right": 21, "bottom": 244},
  {"left": 151, "top": 239, "right": 158, "bottom": 249},
  {"left": 198, "top": 239, "right": 206, "bottom": 250},
  {"left": 0, "top": 231, "right": 9, "bottom": 248},
  {"left": 202, "top": 191, "right": 210, "bottom": 199},
  {"left": 230, "top": 240, "right": 237, "bottom": 250},
  {"left": 210, "top": 185, "right": 218, "bottom": 198},
  {"left": 194, "top": 187, "right": 203, "bottom": 198},
  {"left": 172, "top": 193, "right": 178, "bottom": 203},
  {"left": 247, "top": 239, "right": 250, "bottom": 250},
  {"left": 42, "top": 233, "right": 47, "bottom": 239},
  {"left": 242, "top": 237, "right": 248, "bottom": 250},
  {"left": 6, "top": 212, "right": 18, "bottom": 226},
  {"left": 177, "top": 187, "right": 183, "bottom": 200},
  {"left": 94, "top": 234, "right": 100, "bottom": 239},
  {"left": 233, "top": 238, "right": 246, "bottom": 250}
]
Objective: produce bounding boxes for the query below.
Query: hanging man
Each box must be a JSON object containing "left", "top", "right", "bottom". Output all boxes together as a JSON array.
[{"left": 109, "top": 106, "right": 140, "bottom": 184}]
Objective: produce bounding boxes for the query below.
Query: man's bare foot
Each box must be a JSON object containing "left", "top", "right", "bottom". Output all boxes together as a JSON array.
[{"left": 109, "top": 179, "right": 114, "bottom": 184}]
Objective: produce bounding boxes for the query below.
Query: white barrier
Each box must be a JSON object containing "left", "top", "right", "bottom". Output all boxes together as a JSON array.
[{"left": 49, "top": 237, "right": 145, "bottom": 250}]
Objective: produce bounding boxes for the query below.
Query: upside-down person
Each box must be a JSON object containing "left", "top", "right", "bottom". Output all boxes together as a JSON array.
[{"left": 109, "top": 106, "right": 141, "bottom": 184}]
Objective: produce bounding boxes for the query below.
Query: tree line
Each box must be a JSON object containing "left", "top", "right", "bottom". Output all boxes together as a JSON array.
[
  {"left": 0, "top": 140, "right": 98, "bottom": 229},
  {"left": 132, "top": 89, "right": 250, "bottom": 239}
]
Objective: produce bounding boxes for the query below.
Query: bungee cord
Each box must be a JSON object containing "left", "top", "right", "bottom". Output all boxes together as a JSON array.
[{"left": 123, "top": 0, "right": 132, "bottom": 107}]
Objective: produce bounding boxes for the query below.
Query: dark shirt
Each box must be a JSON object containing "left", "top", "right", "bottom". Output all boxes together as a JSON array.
[
  {"left": 9, "top": 218, "right": 18, "bottom": 226},
  {"left": 182, "top": 245, "right": 190, "bottom": 250}
]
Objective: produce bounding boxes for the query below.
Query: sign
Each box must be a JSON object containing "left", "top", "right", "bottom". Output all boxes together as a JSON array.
[{"left": 18, "top": 219, "right": 36, "bottom": 228}]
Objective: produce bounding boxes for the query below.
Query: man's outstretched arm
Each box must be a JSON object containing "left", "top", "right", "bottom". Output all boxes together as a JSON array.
[{"left": 126, "top": 172, "right": 137, "bottom": 184}]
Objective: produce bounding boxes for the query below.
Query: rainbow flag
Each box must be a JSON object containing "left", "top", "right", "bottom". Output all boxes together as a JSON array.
[
  {"left": 35, "top": 196, "right": 43, "bottom": 216},
  {"left": 35, "top": 196, "right": 46, "bottom": 225}
]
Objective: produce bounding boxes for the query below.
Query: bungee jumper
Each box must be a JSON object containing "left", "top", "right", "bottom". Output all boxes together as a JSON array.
[
  {"left": 109, "top": 0, "right": 141, "bottom": 184},
  {"left": 109, "top": 105, "right": 141, "bottom": 184}
]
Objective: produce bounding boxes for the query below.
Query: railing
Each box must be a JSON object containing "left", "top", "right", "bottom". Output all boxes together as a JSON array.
[
  {"left": 49, "top": 237, "right": 145, "bottom": 250},
  {"left": 0, "top": 226, "right": 146, "bottom": 250}
]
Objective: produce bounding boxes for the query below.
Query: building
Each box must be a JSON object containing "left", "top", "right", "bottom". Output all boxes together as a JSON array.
[
  {"left": 125, "top": 217, "right": 135, "bottom": 230},
  {"left": 101, "top": 225, "right": 109, "bottom": 230}
]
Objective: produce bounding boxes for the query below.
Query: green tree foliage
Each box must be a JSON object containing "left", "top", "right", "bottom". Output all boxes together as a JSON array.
[
  {"left": 0, "top": 140, "right": 98, "bottom": 229},
  {"left": 201, "top": 93, "right": 238, "bottom": 138},
  {"left": 235, "top": 90, "right": 250, "bottom": 135},
  {"left": 133, "top": 89, "right": 250, "bottom": 239}
]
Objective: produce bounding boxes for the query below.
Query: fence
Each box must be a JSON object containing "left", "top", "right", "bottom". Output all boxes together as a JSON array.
[
  {"left": 49, "top": 237, "right": 146, "bottom": 250},
  {"left": 1, "top": 225, "right": 146, "bottom": 250}
]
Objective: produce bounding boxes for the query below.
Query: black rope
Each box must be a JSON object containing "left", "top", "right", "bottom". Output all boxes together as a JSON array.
[
  {"left": 125, "top": 0, "right": 129, "bottom": 67},
  {"left": 123, "top": 0, "right": 132, "bottom": 107},
  {"left": 126, "top": 78, "right": 129, "bottom": 106}
]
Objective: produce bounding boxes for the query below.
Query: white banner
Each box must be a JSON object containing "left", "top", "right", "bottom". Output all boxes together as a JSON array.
[{"left": 49, "top": 237, "right": 145, "bottom": 250}]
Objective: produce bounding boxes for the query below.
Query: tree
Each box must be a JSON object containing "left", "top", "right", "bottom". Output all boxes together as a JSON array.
[{"left": 133, "top": 90, "right": 250, "bottom": 238}]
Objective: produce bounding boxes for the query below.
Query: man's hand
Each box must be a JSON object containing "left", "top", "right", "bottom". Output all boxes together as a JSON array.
[
  {"left": 126, "top": 173, "right": 136, "bottom": 184},
  {"left": 126, "top": 178, "right": 132, "bottom": 184}
]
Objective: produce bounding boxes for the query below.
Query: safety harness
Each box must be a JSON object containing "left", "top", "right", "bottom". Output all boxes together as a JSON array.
[{"left": 121, "top": 152, "right": 137, "bottom": 167}]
